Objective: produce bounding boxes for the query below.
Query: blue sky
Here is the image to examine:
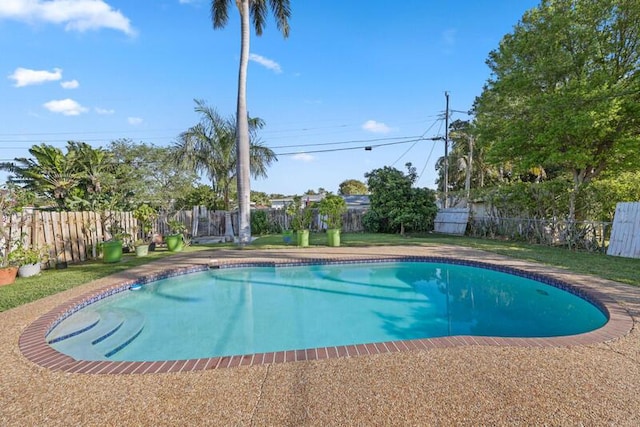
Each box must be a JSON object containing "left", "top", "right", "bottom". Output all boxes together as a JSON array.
[{"left": 1, "top": 0, "right": 539, "bottom": 195}]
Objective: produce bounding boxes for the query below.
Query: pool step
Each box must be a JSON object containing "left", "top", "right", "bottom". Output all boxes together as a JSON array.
[{"left": 48, "top": 308, "right": 145, "bottom": 361}]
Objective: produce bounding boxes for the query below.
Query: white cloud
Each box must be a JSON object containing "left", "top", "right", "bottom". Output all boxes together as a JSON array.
[
  {"left": 0, "top": 0, "right": 136, "bottom": 36},
  {"left": 128, "top": 116, "right": 143, "bottom": 125},
  {"left": 362, "top": 120, "right": 391, "bottom": 134},
  {"left": 43, "top": 98, "right": 88, "bottom": 115},
  {"left": 8, "top": 67, "right": 62, "bottom": 87},
  {"left": 249, "top": 53, "right": 282, "bottom": 74},
  {"left": 95, "top": 107, "right": 114, "bottom": 114},
  {"left": 292, "top": 153, "right": 314, "bottom": 162},
  {"left": 61, "top": 79, "right": 79, "bottom": 89}
]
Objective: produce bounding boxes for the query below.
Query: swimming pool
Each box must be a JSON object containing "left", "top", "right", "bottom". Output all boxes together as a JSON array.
[{"left": 46, "top": 259, "right": 607, "bottom": 363}]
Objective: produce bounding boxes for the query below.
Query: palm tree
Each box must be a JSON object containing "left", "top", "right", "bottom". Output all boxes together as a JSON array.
[
  {"left": 211, "top": 0, "right": 291, "bottom": 244},
  {"left": 2, "top": 144, "right": 81, "bottom": 210},
  {"left": 173, "top": 99, "right": 277, "bottom": 211}
]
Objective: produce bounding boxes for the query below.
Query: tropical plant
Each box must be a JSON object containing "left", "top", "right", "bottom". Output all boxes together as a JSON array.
[
  {"left": 172, "top": 99, "right": 276, "bottom": 210},
  {"left": 211, "top": 0, "right": 291, "bottom": 245},
  {"left": 318, "top": 194, "right": 347, "bottom": 229},
  {"left": 167, "top": 219, "right": 187, "bottom": 235},
  {"left": 8, "top": 240, "right": 48, "bottom": 266},
  {"left": 133, "top": 204, "right": 158, "bottom": 243},
  {"left": 285, "top": 196, "right": 313, "bottom": 231},
  {"left": 2, "top": 143, "right": 81, "bottom": 210}
]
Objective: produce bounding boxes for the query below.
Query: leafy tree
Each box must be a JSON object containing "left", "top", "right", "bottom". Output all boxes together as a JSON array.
[
  {"left": 211, "top": 0, "right": 291, "bottom": 244},
  {"left": 172, "top": 99, "right": 277, "bottom": 210},
  {"left": 338, "top": 179, "right": 368, "bottom": 195},
  {"left": 109, "top": 139, "right": 198, "bottom": 212},
  {"left": 174, "top": 185, "right": 218, "bottom": 210},
  {"left": 251, "top": 191, "right": 271, "bottom": 207},
  {"left": 2, "top": 143, "right": 81, "bottom": 210},
  {"left": 365, "top": 163, "right": 438, "bottom": 235},
  {"left": 475, "top": 0, "right": 640, "bottom": 221},
  {"left": 580, "top": 171, "right": 640, "bottom": 222}
]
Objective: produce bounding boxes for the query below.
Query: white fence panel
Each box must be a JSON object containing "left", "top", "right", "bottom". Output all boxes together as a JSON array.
[
  {"left": 607, "top": 202, "right": 640, "bottom": 259},
  {"left": 434, "top": 208, "right": 469, "bottom": 235}
]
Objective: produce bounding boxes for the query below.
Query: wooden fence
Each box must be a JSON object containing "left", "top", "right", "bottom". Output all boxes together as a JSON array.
[
  {"left": 1, "top": 207, "right": 368, "bottom": 267},
  {"left": 156, "top": 207, "right": 367, "bottom": 237},
  {"left": 1, "top": 210, "right": 136, "bottom": 266},
  {"left": 4, "top": 205, "right": 615, "bottom": 268},
  {"left": 607, "top": 202, "right": 640, "bottom": 259}
]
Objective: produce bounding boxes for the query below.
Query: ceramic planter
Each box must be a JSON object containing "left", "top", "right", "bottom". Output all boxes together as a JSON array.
[
  {"left": 135, "top": 244, "right": 149, "bottom": 257},
  {"left": 166, "top": 234, "right": 184, "bottom": 252},
  {"left": 282, "top": 230, "right": 293, "bottom": 244},
  {"left": 296, "top": 230, "right": 310, "bottom": 247},
  {"left": 327, "top": 228, "right": 341, "bottom": 247},
  {"left": 102, "top": 240, "right": 123, "bottom": 263},
  {"left": 18, "top": 263, "right": 41, "bottom": 278}
]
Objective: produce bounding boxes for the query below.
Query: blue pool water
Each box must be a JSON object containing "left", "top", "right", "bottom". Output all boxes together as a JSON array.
[{"left": 49, "top": 261, "right": 607, "bottom": 361}]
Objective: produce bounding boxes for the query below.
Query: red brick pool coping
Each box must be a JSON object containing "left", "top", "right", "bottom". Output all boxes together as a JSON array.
[{"left": 19, "top": 255, "right": 634, "bottom": 375}]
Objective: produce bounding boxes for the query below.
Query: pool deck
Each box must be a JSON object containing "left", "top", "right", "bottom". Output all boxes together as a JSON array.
[{"left": 1, "top": 245, "right": 639, "bottom": 425}]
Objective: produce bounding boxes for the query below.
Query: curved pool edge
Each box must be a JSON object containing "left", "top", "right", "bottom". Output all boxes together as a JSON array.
[{"left": 19, "top": 255, "right": 635, "bottom": 375}]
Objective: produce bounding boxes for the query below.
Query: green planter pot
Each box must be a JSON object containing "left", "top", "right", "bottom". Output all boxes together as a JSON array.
[
  {"left": 135, "top": 244, "right": 149, "bottom": 257},
  {"left": 296, "top": 229, "right": 309, "bottom": 247},
  {"left": 282, "top": 230, "right": 294, "bottom": 244},
  {"left": 166, "top": 234, "right": 184, "bottom": 252},
  {"left": 102, "top": 240, "right": 123, "bottom": 263},
  {"left": 327, "top": 228, "right": 341, "bottom": 247}
]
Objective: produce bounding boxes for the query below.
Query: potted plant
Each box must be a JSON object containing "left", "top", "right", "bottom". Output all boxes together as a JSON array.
[
  {"left": 286, "top": 196, "right": 314, "bottom": 247},
  {"left": 9, "top": 241, "right": 49, "bottom": 278},
  {"left": 101, "top": 224, "right": 126, "bottom": 263},
  {"left": 133, "top": 204, "right": 157, "bottom": 256},
  {"left": 319, "top": 194, "right": 347, "bottom": 247},
  {"left": 166, "top": 219, "right": 186, "bottom": 252},
  {"left": 0, "top": 186, "right": 19, "bottom": 286}
]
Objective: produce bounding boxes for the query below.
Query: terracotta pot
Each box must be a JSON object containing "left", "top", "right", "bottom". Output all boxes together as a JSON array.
[{"left": 0, "top": 266, "right": 19, "bottom": 286}]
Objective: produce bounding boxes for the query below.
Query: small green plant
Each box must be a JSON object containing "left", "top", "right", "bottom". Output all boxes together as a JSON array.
[
  {"left": 133, "top": 204, "right": 158, "bottom": 242},
  {"left": 8, "top": 240, "right": 48, "bottom": 266},
  {"left": 167, "top": 219, "right": 187, "bottom": 235},
  {"left": 251, "top": 210, "right": 270, "bottom": 235},
  {"left": 286, "top": 196, "right": 314, "bottom": 231},
  {"left": 318, "top": 194, "right": 347, "bottom": 229}
]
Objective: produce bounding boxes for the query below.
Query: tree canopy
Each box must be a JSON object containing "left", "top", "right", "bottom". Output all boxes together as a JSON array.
[
  {"left": 364, "top": 163, "right": 438, "bottom": 235},
  {"left": 338, "top": 179, "right": 368, "bottom": 195},
  {"left": 474, "top": 0, "right": 640, "bottom": 219},
  {"left": 171, "top": 99, "right": 277, "bottom": 210}
]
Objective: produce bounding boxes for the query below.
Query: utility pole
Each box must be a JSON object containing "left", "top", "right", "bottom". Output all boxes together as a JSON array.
[{"left": 444, "top": 91, "right": 450, "bottom": 209}]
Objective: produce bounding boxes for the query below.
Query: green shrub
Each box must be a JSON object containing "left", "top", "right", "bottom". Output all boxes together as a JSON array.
[{"left": 251, "top": 210, "right": 270, "bottom": 235}]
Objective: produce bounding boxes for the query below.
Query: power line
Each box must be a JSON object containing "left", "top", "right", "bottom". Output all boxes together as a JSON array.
[
  {"left": 392, "top": 118, "right": 443, "bottom": 166},
  {"left": 274, "top": 137, "right": 439, "bottom": 156}
]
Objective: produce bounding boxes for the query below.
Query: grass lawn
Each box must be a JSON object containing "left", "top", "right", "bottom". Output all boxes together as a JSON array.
[{"left": 1, "top": 233, "right": 638, "bottom": 313}]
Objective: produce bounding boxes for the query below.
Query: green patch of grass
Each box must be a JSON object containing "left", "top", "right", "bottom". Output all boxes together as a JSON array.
[
  {"left": 0, "top": 246, "right": 209, "bottom": 312},
  {"left": 251, "top": 232, "right": 640, "bottom": 287},
  {"left": 2, "top": 232, "right": 639, "bottom": 313}
]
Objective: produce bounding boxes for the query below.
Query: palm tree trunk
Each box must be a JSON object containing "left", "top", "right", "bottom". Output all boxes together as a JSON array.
[{"left": 235, "top": 0, "right": 252, "bottom": 245}]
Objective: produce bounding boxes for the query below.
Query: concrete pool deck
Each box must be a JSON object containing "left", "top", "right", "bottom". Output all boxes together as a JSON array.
[{"left": 1, "top": 245, "right": 639, "bottom": 425}]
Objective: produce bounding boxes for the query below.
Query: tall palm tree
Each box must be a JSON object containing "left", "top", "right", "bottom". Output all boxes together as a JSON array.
[
  {"left": 211, "top": 0, "right": 291, "bottom": 244},
  {"left": 173, "top": 99, "right": 277, "bottom": 211}
]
